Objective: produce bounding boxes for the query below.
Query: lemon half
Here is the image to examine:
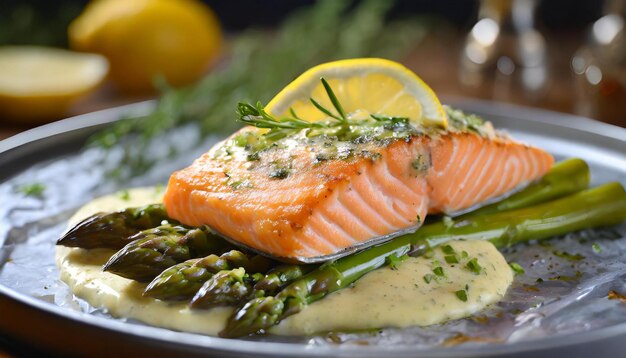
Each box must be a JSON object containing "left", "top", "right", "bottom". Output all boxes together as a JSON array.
[
  {"left": 0, "top": 46, "right": 108, "bottom": 122},
  {"left": 266, "top": 58, "right": 447, "bottom": 128}
]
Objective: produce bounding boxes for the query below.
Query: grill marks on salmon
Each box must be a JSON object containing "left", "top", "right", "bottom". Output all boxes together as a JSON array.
[{"left": 163, "top": 130, "right": 553, "bottom": 260}]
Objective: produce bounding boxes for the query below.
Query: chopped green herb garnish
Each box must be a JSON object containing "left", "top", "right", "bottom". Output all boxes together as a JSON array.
[
  {"left": 444, "top": 106, "right": 488, "bottom": 134},
  {"left": 229, "top": 179, "right": 253, "bottom": 190},
  {"left": 422, "top": 249, "right": 435, "bottom": 259},
  {"left": 16, "top": 183, "right": 45, "bottom": 198},
  {"left": 370, "top": 114, "right": 409, "bottom": 123},
  {"left": 548, "top": 271, "right": 583, "bottom": 282},
  {"left": 553, "top": 250, "right": 585, "bottom": 261},
  {"left": 247, "top": 152, "right": 261, "bottom": 161},
  {"left": 386, "top": 253, "right": 408, "bottom": 270},
  {"left": 461, "top": 250, "right": 469, "bottom": 259},
  {"left": 455, "top": 289, "right": 468, "bottom": 302},
  {"left": 465, "top": 258, "right": 483, "bottom": 275},
  {"left": 536, "top": 278, "right": 544, "bottom": 283},
  {"left": 592, "top": 243, "right": 602, "bottom": 253},
  {"left": 509, "top": 262, "right": 525, "bottom": 275},
  {"left": 268, "top": 167, "right": 290, "bottom": 179},
  {"left": 444, "top": 255, "right": 459, "bottom": 264},
  {"left": 442, "top": 244, "right": 455, "bottom": 255},
  {"left": 410, "top": 154, "right": 430, "bottom": 172},
  {"left": 433, "top": 266, "right": 445, "bottom": 277},
  {"left": 118, "top": 189, "right": 130, "bottom": 201},
  {"left": 423, "top": 274, "right": 435, "bottom": 284}
]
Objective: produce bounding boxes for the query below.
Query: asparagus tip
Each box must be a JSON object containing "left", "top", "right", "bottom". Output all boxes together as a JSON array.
[{"left": 220, "top": 296, "right": 284, "bottom": 337}]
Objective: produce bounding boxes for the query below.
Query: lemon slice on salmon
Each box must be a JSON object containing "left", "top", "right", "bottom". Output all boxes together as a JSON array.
[
  {"left": 0, "top": 46, "right": 108, "bottom": 122},
  {"left": 266, "top": 58, "right": 447, "bottom": 128}
]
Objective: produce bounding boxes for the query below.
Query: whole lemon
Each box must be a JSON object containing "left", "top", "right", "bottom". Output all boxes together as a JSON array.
[{"left": 69, "top": 0, "right": 222, "bottom": 93}]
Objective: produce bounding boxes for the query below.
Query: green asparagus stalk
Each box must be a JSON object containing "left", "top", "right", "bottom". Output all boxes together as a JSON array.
[
  {"left": 103, "top": 224, "right": 233, "bottom": 282},
  {"left": 144, "top": 250, "right": 274, "bottom": 300},
  {"left": 457, "top": 158, "right": 590, "bottom": 217},
  {"left": 188, "top": 264, "right": 315, "bottom": 309},
  {"left": 221, "top": 182, "right": 626, "bottom": 337},
  {"left": 252, "top": 265, "right": 315, "bottom": 296},
  {"left": 190, "top": 268, "right": 261, "bottom": 309},
  {"left": 57, "top": 204, "right": 171, "bottom": 249}
]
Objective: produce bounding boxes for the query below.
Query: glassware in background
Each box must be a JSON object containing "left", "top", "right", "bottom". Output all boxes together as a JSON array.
[
  {"left": 572, "top": 0, "right": 626, "bottom": 126},
  {"left": 459, "top": 0, "right": 548, "bottom": 103}
]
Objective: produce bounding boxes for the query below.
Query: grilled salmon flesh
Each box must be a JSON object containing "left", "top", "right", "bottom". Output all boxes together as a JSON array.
[{"left": 163, "top": 108, "right": 553, "bottom": 262}]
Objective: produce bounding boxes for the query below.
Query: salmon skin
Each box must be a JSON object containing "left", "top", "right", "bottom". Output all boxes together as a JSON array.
[{"left": 163, "top": 108, "right": 553, "bottom": 262}]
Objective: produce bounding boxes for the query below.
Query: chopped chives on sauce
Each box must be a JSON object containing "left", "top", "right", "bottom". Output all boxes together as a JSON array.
[
  {"left": 592, "top": 243, "right": 602, "bottom": 253},
  {"left": 442, "top": 244, "right": 455, "bottom": 254},
  {"left": 455, "top": 289, "right": 468, "bottom": 302},
  {"left": 509, "top": 262, "right": 525, "bottom": 275},
  {"left": 465, "top": 258, "right": 483, "bottom": 275},
  {"left": 423, "top": 274, "right": 435, "bottom": 284}
]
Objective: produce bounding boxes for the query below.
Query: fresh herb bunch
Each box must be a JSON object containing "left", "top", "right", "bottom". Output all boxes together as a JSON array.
[{"left": 90, "top": 0, "right": 428, "bottom": 178}]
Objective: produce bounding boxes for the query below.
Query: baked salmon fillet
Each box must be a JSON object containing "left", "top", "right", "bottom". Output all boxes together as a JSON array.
[{"left": 163, "top": 107, "right": 554, "bottom": 261}]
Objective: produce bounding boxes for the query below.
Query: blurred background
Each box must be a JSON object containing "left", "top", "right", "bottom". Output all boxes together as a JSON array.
[{"left": 0, "top": 0, "right": 625, "bottom": 143}]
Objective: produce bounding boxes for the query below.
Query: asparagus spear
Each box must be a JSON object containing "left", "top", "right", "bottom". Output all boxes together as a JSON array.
[
  {"left": 188, "top": 264, "right": 315, "bottom": 309},
  {"left": 144, "top": 250, "right": 274, "bottom": 300},
  {"left": 221, "top": 182, "right": 626, "bottom": 337},
  {"left": 103, "top": 224, "right": 233, "bottom": 282},
  {"left": 458, "top": 158, "right": 590, "bottom": 217},
  {"left": 190, "top": 268, "right": 261, "bottom": 309},
  {"left": 57, "top": 204, "right": 171, "bottom": 249},
  {"left": 253, "top": 265, "right": 315, "bottom": 296}
]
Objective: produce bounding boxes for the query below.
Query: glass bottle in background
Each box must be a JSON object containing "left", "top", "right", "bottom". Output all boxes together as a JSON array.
[
  {"left": 460, "top": 0, "right": 548, "bottom": 103},
  {"left": 572, "top": 0, "right": 626, "bottom": 126}
]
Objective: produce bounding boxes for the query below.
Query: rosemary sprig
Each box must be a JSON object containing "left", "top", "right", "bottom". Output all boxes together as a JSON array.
[
  {"left": 237, "top": 78, "right": 413, "bottom": 144},
  {"left": 238, "top": 78, "right": 351, "bottom": 142},
  {"left": 237, "top": 102, "right": 319, "bottom": 130},
  {"left": 310, "top": 78, "right": 347, "bottom": 122},
  {"left": 237, "top": 77, "right": 348, "bottom": 131},
  {"left": 310, "top": 98, "right": 341, "bottom": 121}
]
